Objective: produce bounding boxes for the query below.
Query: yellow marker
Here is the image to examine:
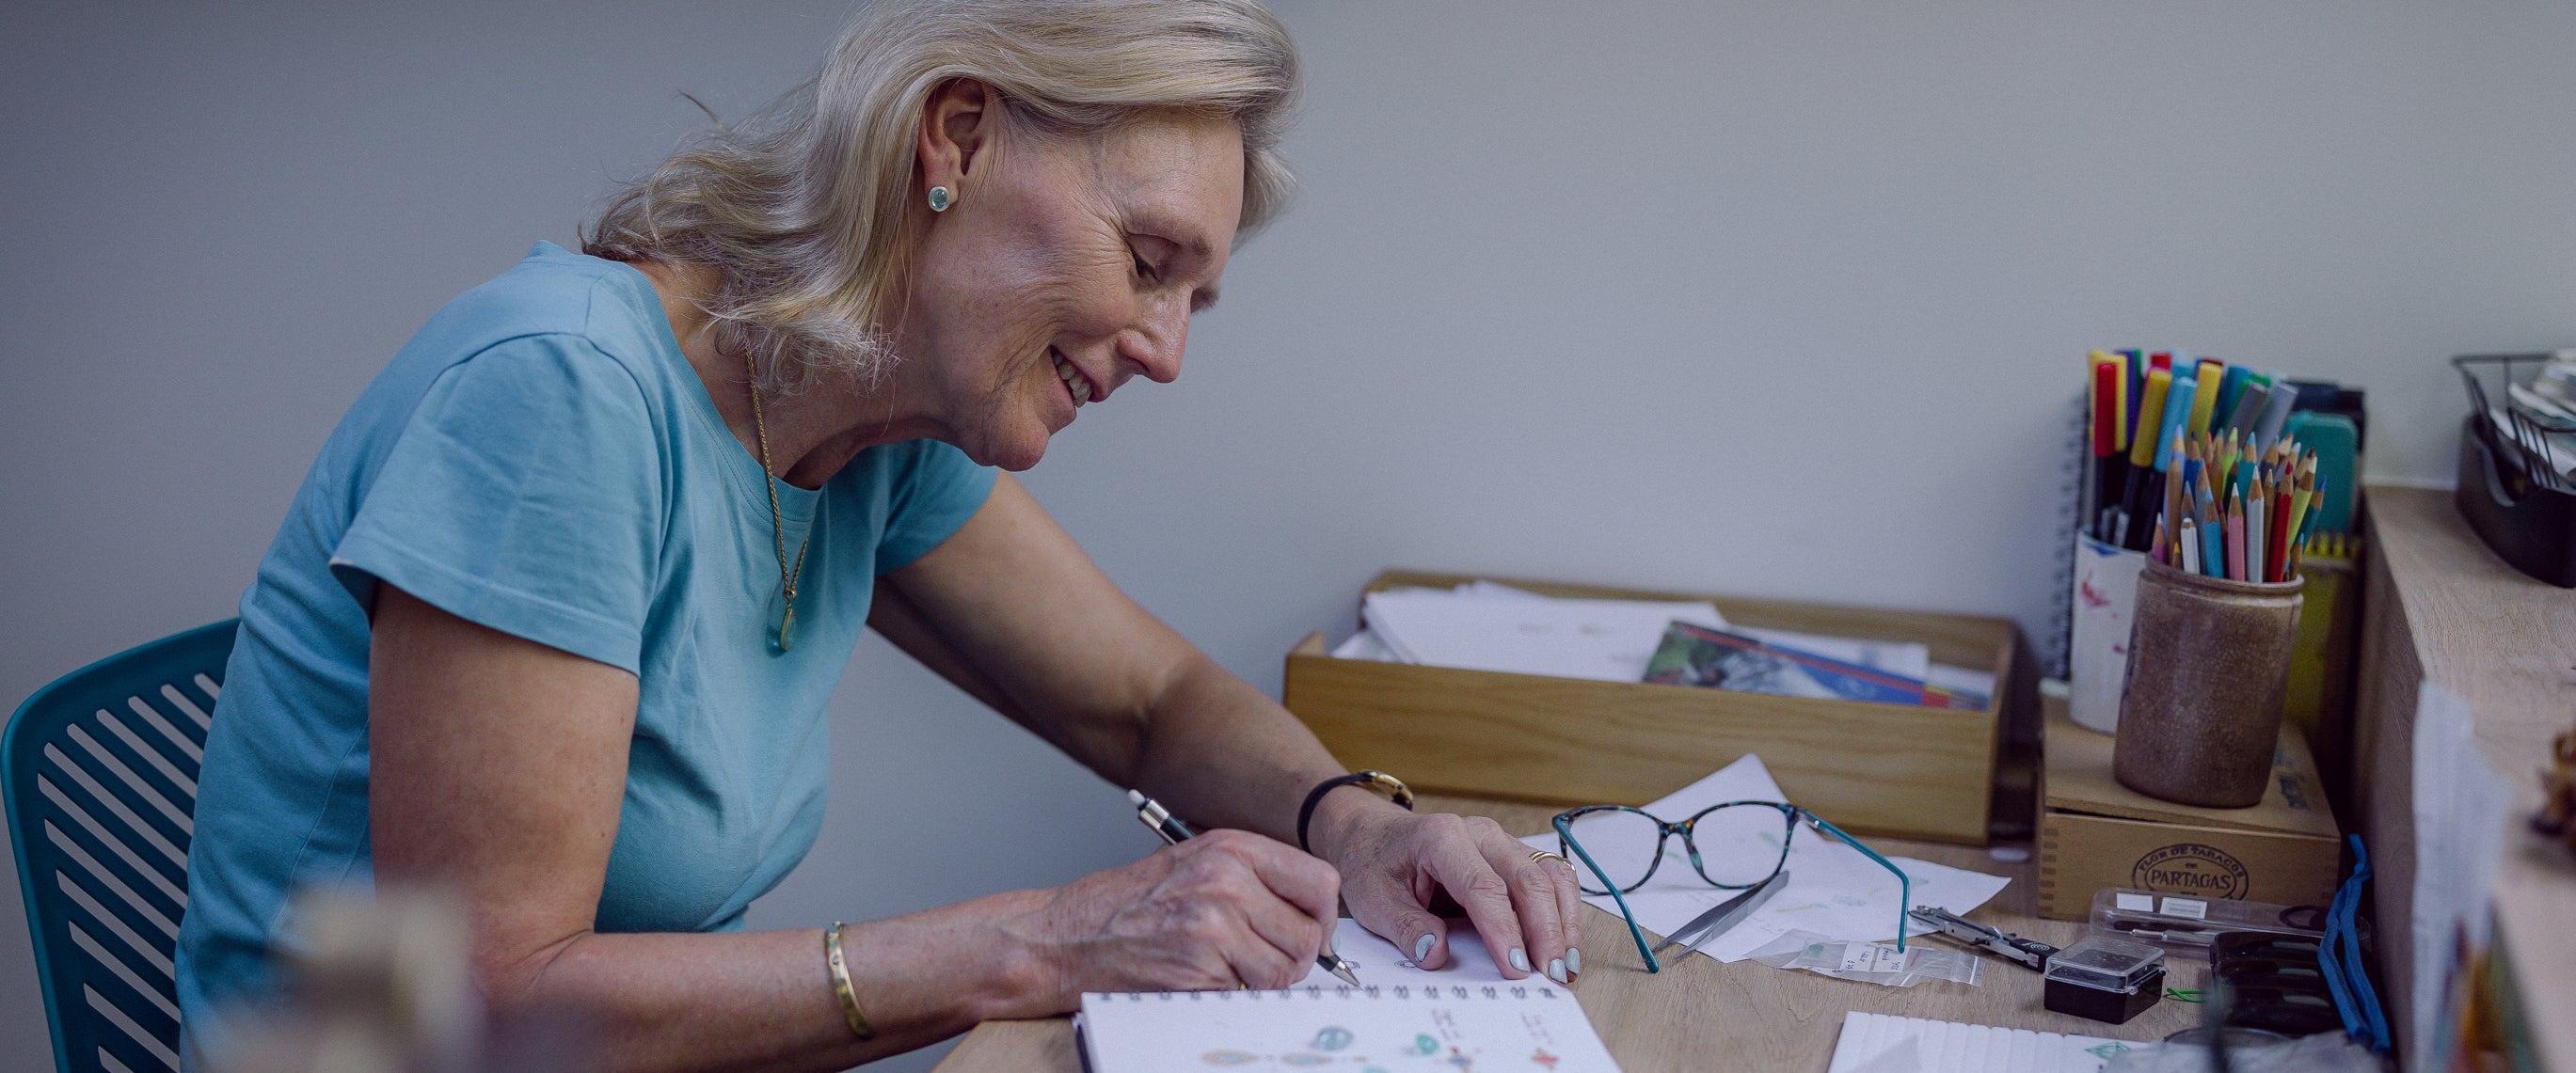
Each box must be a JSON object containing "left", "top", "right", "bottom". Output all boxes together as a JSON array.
[
  {"left": 2128, "top": 370, "right": 2172, "bottom": 469},
  {"left": 2187, "top": 359, "right": 2225, "bottom": 436}
]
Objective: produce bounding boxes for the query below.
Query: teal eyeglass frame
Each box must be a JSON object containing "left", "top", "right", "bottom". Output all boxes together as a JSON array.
[{"left": 1551, "top": 802, "right": 1912, "bottom": 973}]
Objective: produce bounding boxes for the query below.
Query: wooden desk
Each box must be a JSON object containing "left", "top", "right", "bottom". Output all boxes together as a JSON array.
[{"left": 933, "top": 794, "right": 2204, "bottom": 1072}]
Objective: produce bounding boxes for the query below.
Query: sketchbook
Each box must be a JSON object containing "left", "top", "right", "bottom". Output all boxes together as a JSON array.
[{"left": 1077, "top": 982, "right": 1622, "bottom": 1072}]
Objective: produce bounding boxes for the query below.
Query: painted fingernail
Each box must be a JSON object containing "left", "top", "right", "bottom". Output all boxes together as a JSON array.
[
  {"left": 1548, "top": 958, "right": 1568, "bottom": 984},
  {"left": 1509, "top": 948, "right": 1531, "bottom": 972},
  {"left": 1566, "top": 947, "right": 1582, "bottom": 975},
  {"left": 1413, "top": 934, "right": 1435, "bottom": 962}
]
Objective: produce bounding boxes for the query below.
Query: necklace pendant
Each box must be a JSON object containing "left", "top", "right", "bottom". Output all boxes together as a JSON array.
[{"left": 770, "top": 605, "right": 798, "bottom": 655}]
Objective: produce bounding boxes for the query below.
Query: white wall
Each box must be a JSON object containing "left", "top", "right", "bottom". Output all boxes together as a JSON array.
[{"left": 3, "top": 2, "right": 2570, "bottom": 1068}]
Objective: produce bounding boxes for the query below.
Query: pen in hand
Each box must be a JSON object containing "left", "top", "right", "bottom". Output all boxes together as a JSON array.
[{"left": 1126, "top": 789, "right": 1364, "bottom": 986}]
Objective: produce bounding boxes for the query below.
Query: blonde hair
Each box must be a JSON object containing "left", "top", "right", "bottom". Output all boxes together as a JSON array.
[{"left": 583, "top": 0, "right": 1300, "bottom": 395}]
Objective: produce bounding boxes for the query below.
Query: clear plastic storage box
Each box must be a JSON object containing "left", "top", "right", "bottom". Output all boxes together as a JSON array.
[{"left": 2042, "top": 935, "right": 2167, "bottom": 1024}]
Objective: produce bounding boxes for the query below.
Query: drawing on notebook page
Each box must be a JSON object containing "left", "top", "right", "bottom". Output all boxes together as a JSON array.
[{"left": 1080, "top": 983, "right": 1619, "bottom": 1072}]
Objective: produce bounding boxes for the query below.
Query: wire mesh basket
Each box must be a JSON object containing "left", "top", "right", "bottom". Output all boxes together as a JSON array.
[
  {"left": 2455, "top": 353, "right": 2576, "bottom": 495},
  {"left": 2451, "top": 352, "right": 2576, "bottom": 586}
]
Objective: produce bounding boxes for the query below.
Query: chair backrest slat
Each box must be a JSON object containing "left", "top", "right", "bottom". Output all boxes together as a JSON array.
[
  {"left": 125, "top": 699, "right": 202, "bottom": 767},
  {"left": 68, "top": 923, "right": 181, "bottom": 1023},
  {"left": 61, "top": 728, "right": 191, "bottom": 838},
  {"left": 39, "top": 781, "right": 186, "bottom": 909},
  {"left": 7, "top": 621, "right": 236, "bottom": 1073},
  {"left": 45, "top": 823, "right": 180, "bottom": 940},
  {"left": 41, "top": 747, "right": 186, "bottom": 871},
  {"left": 57, "top": 873, "right": 172, "bottom": 978},
  {"left": 84, "top": 985, "right": 179, "bottom": 1071},
  {"left": 94, "top": 714, "right": 195, "bottom": 799}
]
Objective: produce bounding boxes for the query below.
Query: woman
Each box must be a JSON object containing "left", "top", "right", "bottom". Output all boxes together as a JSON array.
[{"left": 175, "top": 1, "right": 1582, "bottom": 1068}]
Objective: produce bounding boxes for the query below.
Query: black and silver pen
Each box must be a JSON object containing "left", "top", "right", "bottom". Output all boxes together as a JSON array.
[{"left": 1126, "top": 789, "right": 1363, "bottom": 986}]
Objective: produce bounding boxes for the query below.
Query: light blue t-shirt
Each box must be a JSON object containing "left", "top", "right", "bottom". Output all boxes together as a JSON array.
[{"left": 175, "top": 242, "right": 996, "bottom": 1049}]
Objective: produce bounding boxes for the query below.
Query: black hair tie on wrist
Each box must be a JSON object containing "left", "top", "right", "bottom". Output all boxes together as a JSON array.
[{"left": 1296, "top": 770, "right": 1415, "bottom": 853}]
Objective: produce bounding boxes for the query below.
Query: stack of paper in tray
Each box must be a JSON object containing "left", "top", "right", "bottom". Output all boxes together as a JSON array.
[{"left": 1335, "top": 580, "right": 1993, "bottom": 709}]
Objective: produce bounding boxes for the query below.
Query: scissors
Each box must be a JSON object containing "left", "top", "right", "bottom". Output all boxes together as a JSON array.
[{"left": 1648, "top": 870, "right": 1790, "bottom": 967}]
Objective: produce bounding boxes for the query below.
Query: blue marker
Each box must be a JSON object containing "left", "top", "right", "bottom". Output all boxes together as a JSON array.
[
  {"left": 2155, "top": 375, "right": 2196, "bottom": 470},
  {"left": 2214, "top": 366, "right": 2253, "bottom": 434}
]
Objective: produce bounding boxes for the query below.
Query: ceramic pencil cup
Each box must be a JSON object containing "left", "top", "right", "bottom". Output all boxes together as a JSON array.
[{"left": 2112, "top": 561, "right": 2305, "bottom": 808}]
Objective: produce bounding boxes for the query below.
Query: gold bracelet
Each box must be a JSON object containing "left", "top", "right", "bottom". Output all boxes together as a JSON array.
[{"left": 823, "top": 922, "right": 877, "bottom": 1041}]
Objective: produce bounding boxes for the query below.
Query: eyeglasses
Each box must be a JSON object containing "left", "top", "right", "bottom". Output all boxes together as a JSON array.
[{"left": 1551, "top": 801, "right": 1910, "bottom": 973}]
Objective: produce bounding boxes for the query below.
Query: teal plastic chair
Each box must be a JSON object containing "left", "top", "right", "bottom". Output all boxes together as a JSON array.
[{"left": 6, "top": 621, "right": 236, "bottom": 1073}]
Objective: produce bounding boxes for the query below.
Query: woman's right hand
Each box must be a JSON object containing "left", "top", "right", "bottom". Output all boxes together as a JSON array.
[{"left": 997, "top": 828, "right": 1343, "bottom": 1014}]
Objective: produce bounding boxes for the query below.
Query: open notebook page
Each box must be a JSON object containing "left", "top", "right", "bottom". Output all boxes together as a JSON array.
[{"left": 1079, "top": 983, "right": 1619, "bottom": 1073}]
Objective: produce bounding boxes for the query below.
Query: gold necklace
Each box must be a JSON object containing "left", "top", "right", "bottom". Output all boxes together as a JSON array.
[{"left": 746, "top": 352, "right": 810, "bottom": 654}]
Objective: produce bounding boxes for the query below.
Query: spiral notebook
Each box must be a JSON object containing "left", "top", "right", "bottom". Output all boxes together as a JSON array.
[{"left": 1076, "top": 983, "right": 1622, "bottom": 1072}]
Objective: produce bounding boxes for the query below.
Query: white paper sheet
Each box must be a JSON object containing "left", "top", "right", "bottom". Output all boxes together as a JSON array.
[
  {"left": 1329, "top": 628, "right": 1404, "bottom": 661},
  {"left": 1519, "top": 754, "right": 2012, "bottom": 963},
  {"left": 2409, "top": 683, "right": 2512, "bottom": 1073},
  {"left": 1361, "top": 587, "right": 1728, "bottom": 682},
  {"left": 1923, "top": 663, "right": 1996, "bottom": 708},
  {"left": 1297, "top": 918, "right": 1514, "bottom": 986},
  {"left": 1456, "top": 580, "right": 1555, "bottom": 602}
]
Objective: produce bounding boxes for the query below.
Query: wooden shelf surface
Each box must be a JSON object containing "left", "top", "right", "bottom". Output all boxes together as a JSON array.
[{"left": 2356, "top": 485, "right": 2576, "bottom": 1071}]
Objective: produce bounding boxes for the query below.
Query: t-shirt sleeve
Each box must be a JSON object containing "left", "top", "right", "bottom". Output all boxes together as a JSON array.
[
  {"left": 330, "top": 335, "right": 663, "bottom": 673},
  {"left": 871, "top": 440, "right": 997, "bottom": 576}
]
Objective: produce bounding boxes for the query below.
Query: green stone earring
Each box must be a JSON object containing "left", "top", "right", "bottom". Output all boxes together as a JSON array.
[{"left": 928, "top": 185, "right": 953, "bottom": 213}]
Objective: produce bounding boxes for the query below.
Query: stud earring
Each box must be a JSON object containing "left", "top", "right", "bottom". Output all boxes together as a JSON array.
[{"left": 928, "top": 185, "right": 953, "bottom": 213}]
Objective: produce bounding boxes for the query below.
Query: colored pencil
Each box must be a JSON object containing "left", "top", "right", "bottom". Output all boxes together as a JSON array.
[
  {"left": 2269, "top": 480, "right": 2296, "bottom": 582},
  {"left": 2256, "top": 476, "right": 2277, "bottom": 581},
  {"left": 2202, "top": 498, "right": 2227, "bottom": 576},
  {"left": 2228, "top": 493, "right": 2248, "bottom": 581},
  {"left": 2284, "top": 458, "right": 2314, "bottom": 556},
  {"left": 2163, "top": 454, "right": 2185, "bottom": 561}
]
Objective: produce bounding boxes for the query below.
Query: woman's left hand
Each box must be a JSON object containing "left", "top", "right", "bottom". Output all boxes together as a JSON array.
[{"left": 1309, "top": 800, "right": 1586, "bottom": 985}]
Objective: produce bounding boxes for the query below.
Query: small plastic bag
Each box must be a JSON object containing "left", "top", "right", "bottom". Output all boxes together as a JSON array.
[{"left": 1745, "top": 929, "right": 1984, "bottom": 988}]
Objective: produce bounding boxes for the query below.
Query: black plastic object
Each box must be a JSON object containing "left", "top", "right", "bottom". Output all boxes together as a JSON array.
[
  {"left": 2210, "top": 932, "right": 2345, "bottom": 1036},
  {"left": 2452, "top": 355, "right": 2576, "bottom": 588},
  {"left": 2044, "top": 964, "right": 2166, "bottom": 1025},
  {"left": 2042, "top": 935, "right": 2168, "bottom": 1025}
]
